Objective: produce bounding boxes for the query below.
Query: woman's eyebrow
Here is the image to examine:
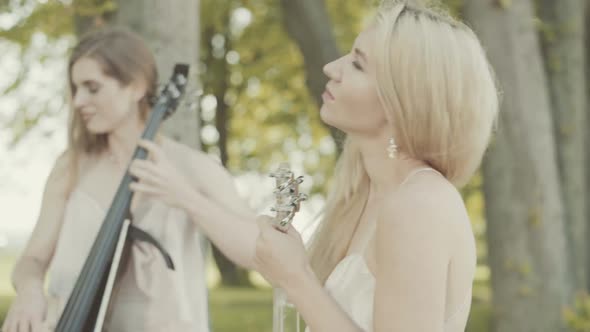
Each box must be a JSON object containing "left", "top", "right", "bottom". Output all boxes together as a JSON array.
[{"left": 354, "top": 47, "right": 368, "bottom": 64}]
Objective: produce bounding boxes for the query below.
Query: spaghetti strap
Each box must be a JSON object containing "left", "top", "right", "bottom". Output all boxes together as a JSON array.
[{"left": 399, "top": 167, "right": 441, "bottom": 187}]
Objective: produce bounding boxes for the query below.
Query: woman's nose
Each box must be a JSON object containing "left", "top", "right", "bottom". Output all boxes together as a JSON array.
[
  {"left": 323, "top": 56, "right": 343, "bottom": 82},
  {"left": 73, "top": 90, "right": 87, "bottom": 109}
]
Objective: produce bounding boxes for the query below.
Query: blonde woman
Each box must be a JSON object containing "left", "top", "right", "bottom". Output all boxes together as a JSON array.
[{"left": 130, "top": 0, "right": 498, "bottom": 331}]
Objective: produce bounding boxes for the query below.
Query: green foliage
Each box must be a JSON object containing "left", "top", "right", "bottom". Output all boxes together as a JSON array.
[
  {"left": 496, "top": 0, "right": 511, "bottom": 10},
  {"left": 564, "top": 292, "right": 590, "bottom": 332},
  {"left": 0, "top": 0, "right": 73, "bottom": 46},
  {"left": 0, "top": 0, "right": 11, "bottom": 12},
  {"left": 198, "top": 0, "right": 374, "bottom": 194},
  {"left": 73, "top": 0, "right": 115, "bottom": 17}
]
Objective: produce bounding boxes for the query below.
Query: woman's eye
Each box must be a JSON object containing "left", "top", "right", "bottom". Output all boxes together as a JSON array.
[
  {"left": 352, "top": 60, "right": 363, "bottom": 71},
  {"left": 88, "top": 85, "right": 100, "bottom": 94}
]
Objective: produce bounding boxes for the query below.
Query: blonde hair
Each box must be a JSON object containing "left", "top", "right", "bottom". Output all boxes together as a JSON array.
[
  {"left": 309, "top": 0, "right": 499, "bottom": 283},
  {"left": 65, "top": 27, "right": 158, "bottom": 192}
]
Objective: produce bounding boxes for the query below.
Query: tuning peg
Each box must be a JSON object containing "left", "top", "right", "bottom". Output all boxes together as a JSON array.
[
  {"left": 175, "top": 74, "right": 187, "bottom": 86},
  {"left": 271, "top": 205, "right": 296, "bottom": 212},
  {"left": 169, "top": 84, "right": 181, "bottom": 98},
  {"left": 270, "top": 163, "right": 293, "bottom": 179},
  {"left": 276, "top": 178, "right": 298, "bottom": 193},
  {"left": 289, "top": 194, "right": 307, "bottom": 206}
]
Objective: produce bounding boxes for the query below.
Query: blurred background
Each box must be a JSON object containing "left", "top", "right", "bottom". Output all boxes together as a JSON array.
[{"left": 1, "top": 0, "right": 590, "bottom": 331}]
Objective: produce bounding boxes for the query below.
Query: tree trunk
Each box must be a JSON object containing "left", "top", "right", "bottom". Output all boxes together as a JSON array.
[
  {"left": 203, "top": 19, "right": 252, "bottom": 287},
  {"left": 463, "top": 1, "right": 572, "bottom": 331},
  {"left": 111, "top": 0, "right": 201, "bottom": 147},
  {"left": 210, "top": 70, "right": 251, "bottom": 286},
  {"left": 538, "top": 0, "right": 587, "bottom": 293},
  {"left": 112, "top": 0, "right": 252, "bottom": 287},
  {"left": 279, "top": 0, "right": 344, "bottom": 152},
  {"left": 93, "top": 0, "right": 210, "bottom": 283}
]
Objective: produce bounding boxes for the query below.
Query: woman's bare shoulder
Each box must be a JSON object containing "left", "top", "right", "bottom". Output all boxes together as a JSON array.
[
  {"left": 46, "top": 150, "right": 74, "bottom": 193},
  {"left": 385, "top": 172, "right": 464, "bottom": 220},
  {"left": 378, "top": 172, "right": 468, "bottom": 252}
]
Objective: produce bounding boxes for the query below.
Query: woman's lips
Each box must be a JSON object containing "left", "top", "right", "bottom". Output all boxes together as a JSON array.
[
  {"left": 81, "top": 113, "right": 94, "bottom": 121},
  {"left": 322, "top": 88, "right": 335, "bottom": 101}
]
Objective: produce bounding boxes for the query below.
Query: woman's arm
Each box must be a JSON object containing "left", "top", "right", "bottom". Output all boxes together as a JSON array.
[
  {"left": 181, "top": 180, "right": 259, "bottom": 269},
  {"left": 183, "top": 166, "right": 362, "bottom": 331},
  {"left": 12, "top": 152, "right": 70, "bottom": 292},
  {"left": 130, "top": 140, "right": 260, "bottom": 269},
  {"left": 3, "top": 152, "right": 71, "bottom": 332}
]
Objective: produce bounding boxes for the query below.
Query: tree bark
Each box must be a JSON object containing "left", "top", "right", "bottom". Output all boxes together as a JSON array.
[
  {"left": 111, "top": 0, "right": 201, "bottom": 147},
  {"left": 279, "top": 0, "right": 344, "bottom": 152},
  {"left": 538, "top": 0, "right": 587, "bottom": 293},
  {"left": 202, "top": 18, "right": 252, "bottom": 287},
  {"left": 111, "top": 0, "right": 254, "bottom": 287},
  {"left": 463, "top": 1, "right": 572, "bottom": 331}
]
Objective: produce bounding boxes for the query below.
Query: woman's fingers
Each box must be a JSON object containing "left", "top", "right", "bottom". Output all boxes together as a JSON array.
[
  {"left": 1, "top": 313, "right": 11, "bottom": 332},
  {"left": 130, "top": 159, "right": 158, "bottom": 175},
  {"left": 256, "top": 216, "right": 276, "bottom": 238},
  {"left": 129, "top": 160, "right": 167, "bottom": 186},
  {"left": 1, "top": 310, "right": 9, "bottom": 330},
  {"left": 30, "top": 318, "right": 43, "bottom": 332},
  {"left": 129, "top": 165, "right": 152, "bottom": 181},
  {"left": 129, "top": 163, "right": 161, "bottom": 184},
  {"left": 285, "top": 224, "right": 302, "bottom": 241},
  {"left": 129, "top": 181, "right": 159, "bottom": 196},
  {"left": 138, "top": 139, "right": 164, "bottom": 162},
  {"left": 7, "top": 313, "right": 18, "bottom": 332},
  {"left": 14, "top": 317, "right": 27, "bottom": 332}
]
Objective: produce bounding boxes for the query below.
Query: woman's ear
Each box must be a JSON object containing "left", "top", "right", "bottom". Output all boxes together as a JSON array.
[{"left": 131, "top": 79, "right": 148, "bottom": 103}]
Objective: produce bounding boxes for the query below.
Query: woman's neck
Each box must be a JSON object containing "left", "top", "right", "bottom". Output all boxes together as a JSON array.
[
  {"left": 107, "top": 118, "right": 145, "bottom": 166},
  {"left": 355, "top": 135, "right": 429, "bottom": 199}
]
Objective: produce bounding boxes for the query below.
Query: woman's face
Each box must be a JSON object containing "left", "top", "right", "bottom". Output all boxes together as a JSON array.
[
  {"left": 70, "top": 57, "right": 144, "bottom": 134},
  {"left": 320, "top": 28, "right": 388, "bottom": 138}
]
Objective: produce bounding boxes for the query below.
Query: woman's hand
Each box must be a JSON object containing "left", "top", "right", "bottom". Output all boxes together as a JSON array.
[
  {"left": 254, "top": 216, "right": 310, "bottom": 290},
  {"left": 129, "top": 139, "right": 196, "bottom": 210},
  {"left": 2, "top": 286, "right": 48, "bottom": 332}
]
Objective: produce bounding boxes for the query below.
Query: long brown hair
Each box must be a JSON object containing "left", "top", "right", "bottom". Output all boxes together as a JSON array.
[{"left": 65, "top": 27, "right": 158, "bottom": 191}]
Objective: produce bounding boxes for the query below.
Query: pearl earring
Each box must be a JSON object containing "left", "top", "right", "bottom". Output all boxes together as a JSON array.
[
  {"left": 387, "top": 137, "right": 397, "bottom": 159},
  {"left": 387, "top": 137, "right": 398, "bottom": 159}
]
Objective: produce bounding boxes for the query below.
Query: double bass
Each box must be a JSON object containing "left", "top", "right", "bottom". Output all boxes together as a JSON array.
[{"left": 55, "top": 64, "right": 189, "bottom": 332}]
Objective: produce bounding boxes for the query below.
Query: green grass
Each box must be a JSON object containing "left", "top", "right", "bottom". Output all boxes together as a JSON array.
[{"left": 209, "top": 287, "right": 274, "bottom": 331}]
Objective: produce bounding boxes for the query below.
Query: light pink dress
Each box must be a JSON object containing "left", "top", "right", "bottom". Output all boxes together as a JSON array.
[{"left": 44, "top": 187, "right": 210, "bottom": 331}]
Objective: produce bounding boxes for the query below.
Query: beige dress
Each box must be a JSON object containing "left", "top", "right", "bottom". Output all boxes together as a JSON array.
[{"left": 44, "top": 186, "right": 210, "bottom": 331}]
